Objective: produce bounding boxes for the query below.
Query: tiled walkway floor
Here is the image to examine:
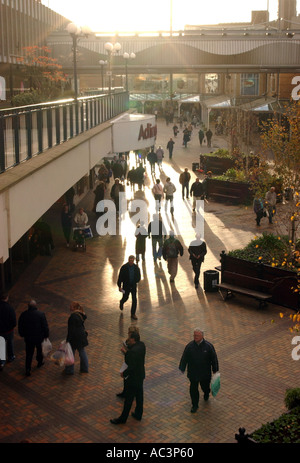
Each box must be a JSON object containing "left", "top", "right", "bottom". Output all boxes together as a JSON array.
[{"left": 0, "top": 119, "right": 298, "bottom": 444}]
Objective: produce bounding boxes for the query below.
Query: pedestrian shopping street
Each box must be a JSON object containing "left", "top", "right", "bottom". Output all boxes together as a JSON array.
[{"left": 0, "top": 118, "right": 298, "bottom": 444}]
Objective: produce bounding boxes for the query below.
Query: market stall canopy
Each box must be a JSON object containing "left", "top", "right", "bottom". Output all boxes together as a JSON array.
[{"left": 111, "top": 113, "right": 157, "bottom": 152}]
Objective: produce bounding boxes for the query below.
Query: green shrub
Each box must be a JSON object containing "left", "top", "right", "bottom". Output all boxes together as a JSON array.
[
  {"left": 12, "top": 91, "right": 42, "bottom": 107},
  {"left": 285, "top": 388, "right": 300, "bottom": 410},
  {"left": 228, "top": 232, "right": 295, "bottom": 269},
  {"left": 250, "top": 406, "right": 300, "bottom": 443}
]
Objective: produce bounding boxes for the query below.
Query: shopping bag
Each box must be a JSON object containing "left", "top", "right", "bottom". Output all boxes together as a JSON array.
[
  {"left": 50, "top": 349, "right": 66, "bottom": 367},
  {"left": 50, "top": 340, "right": 74, "bottom": 367},
  {"left": 0, "top": 336, "right": 6, "bottom": 362},
  {"left": 62, "top": 341, "right": 75, "bottom": 366},
  {"left": 211, "top": 372, "right": 221, "bottom": 397},
  {"left": 42, "top": 338, "right": 52, "bottom": 357}
]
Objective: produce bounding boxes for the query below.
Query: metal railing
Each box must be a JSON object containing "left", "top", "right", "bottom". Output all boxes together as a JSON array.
[{"left": 0, "top": 91, "right": 129, "bottom": 173}]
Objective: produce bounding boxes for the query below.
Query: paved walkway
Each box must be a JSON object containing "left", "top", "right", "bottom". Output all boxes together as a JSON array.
[{"left": 0, "top": 118, "right": 298, "bottom": 444}]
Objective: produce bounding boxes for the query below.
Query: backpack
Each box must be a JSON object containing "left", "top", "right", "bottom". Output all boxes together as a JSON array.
[{"left": 167, "top": 241, "right": 178, "bottom": 258}]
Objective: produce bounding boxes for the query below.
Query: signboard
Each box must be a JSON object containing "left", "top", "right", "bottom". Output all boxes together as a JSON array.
[{"left": 111, "top": 113, "right": 157, "bottom": 152}]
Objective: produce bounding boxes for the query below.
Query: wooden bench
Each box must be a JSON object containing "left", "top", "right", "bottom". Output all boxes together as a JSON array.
[
  {"left": 210, "top": 192, "right": 240, "bottom": 202},
  {"left": 216, "top": 271, "right": 273, "bottom": 309}
]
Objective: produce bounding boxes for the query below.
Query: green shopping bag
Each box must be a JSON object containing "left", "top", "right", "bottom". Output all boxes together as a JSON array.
[{"left": 211, "top": 372, "right": 220, "bottom": 397}]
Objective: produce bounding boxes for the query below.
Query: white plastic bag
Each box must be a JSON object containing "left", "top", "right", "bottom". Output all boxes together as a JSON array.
[
  {"left": 59, "top": 341, "right": 74, "bottom": 366},
  {"left": 42, "top": 338, "right": 52, "bottom": 357},
  {"left": 50, "top": 340, "right": 74, "bottom": 367},
  {"left": 211, "top": 372, "right": 221, "bottom": 397}
]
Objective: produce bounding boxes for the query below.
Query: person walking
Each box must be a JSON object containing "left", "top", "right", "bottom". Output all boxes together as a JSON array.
[
  {"left": 156, "top": 146, "right": 164, "bottom": 168},
  {"left": 198, "top": 128, "right": 205, "bottom": 146},
  {"left": 110, "top": 178, "right": 125, "bottom": 213},
  {"left": 93, "top": 181, "right": 106, "bottom": 215},
  {"left": 0, "top": 292, "right": 17, "bottom": 370},
  {"left": 116, "top": 325, "right": 140, "bottom": 398},
  {"left": 253, "top": 196, "right": 265, "bottom": 226},
  {"left": 265, "top": 186, "right": 277, "bottom": 224},
  {"left": 172, "top": 124, "right": 179, "bottom": 137},
  {"left": 64, "top": 301, "right": 89, "bottom": 375},
  {"left": 167, "top": 138, "right": 175, "bottom": 159},
  {"left": 18, "top": 299, "right": 49, "bottom": 377},
  {"left": 188, "top": 234, "right": 207, "bottom": 288},
  {"left": 206, "top": 129, "right": 213, "bottom": 148},
  {"left": 148, "top": 214, "right": 167, "bottom": 262},
  {"left": 135, "top": 222, "right": 148, "bottom": 263},
  {"left": 190, "top": 178, "right": 204, "bottom": 212},
  {"left": 179, "top": 328, "right": 219, "bottom": 413},
  {"left": 110, "top": 330, "right": 146, "bottom": 424},
  {"left": 127, "top": 166, "right": 136, "bottom": 191},
  {"left": 182, "top": 127, "right": 190, "bottom": 148},
  {"left": 163, "top": 177, "right": 176, "bottom": 215},
  {"left": 162, "top": 231, "right": 184, "bottom": 282},
  {"left": 61, "top": 203, "right": 73, "bottom": 247},
  {"left": 117, "top": 256, "right": 141, "bottom": 320},
  {"left": 152, "top": 179, "right": 164, "bottom": 212},
  {"left": 147, "top": 148, "right": 157, "bottom": 174},
  {"left": 179, "top": 168, "right": 191, "bottom": 200}
]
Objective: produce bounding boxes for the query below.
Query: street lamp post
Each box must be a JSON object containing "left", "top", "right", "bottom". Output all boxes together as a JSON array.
[
  {"left": 99, "top": 60, "right": 107, "bottom": 91},
  {"left": 123, "top": 52, "right": 136, "bottom": 92},
  {"left": 104, "top": 42, "right": 121, "bottom": 95},
  {"left": 67, "top": 22, "right": 91, "bottom": 134}
]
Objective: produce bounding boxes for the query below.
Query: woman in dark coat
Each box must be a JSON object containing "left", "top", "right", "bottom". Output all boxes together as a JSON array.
[
  {"left": 61, "top": 204, "right": 72, "bottom": 247},
  {"left": 64, "top": 301, "right": 89, "bottom": 375}
]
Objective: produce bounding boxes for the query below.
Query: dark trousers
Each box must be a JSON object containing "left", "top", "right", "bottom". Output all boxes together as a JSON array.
[
  {"left": 191, "top": 260, "right": 202, "bottom": 285},
  {"left": 25, "top": 340, "right": 43, "bottom": 372},
  {"left": 189, "top": 378, "right": 211, "bottom": 407},
  {"left": 119, "top": 381, "right": 144, "bottom": 422},
  {"left": 120, "top": 286, "right": 137, "bottom": 316}
]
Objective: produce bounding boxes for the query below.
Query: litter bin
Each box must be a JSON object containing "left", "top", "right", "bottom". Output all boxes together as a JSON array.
[
  {"left": 192, "top": 162, "right": 200, "bottom": 172},
  {"left": 204, "top": 270, "right": 219, "bottom": 292}
]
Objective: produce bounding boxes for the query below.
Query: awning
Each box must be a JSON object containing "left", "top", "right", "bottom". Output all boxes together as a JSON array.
[
  {"left": 201, "top": 94, "right": 232, "bottom": 108},
  {"left": 238, "top": 97, "right": 277, "bottom": 111}
]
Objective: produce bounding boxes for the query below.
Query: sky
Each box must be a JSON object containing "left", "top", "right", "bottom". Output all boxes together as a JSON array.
[{"left": 41, "top": 0, "right": 299, "bottom": 33}]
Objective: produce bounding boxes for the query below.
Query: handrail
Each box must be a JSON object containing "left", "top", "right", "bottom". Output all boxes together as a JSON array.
[{"left": 0, "top": 91, "right": 129, "bottom": 173}]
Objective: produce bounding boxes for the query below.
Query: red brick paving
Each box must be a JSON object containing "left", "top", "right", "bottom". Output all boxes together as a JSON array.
[{"left": 0, "top": 119, "right": 298, "bottom": 444}]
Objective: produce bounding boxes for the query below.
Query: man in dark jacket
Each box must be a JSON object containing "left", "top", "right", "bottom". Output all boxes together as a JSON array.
[
  {"left": 179, "top": 328, "right": 219, "bottom": 413},
  {"left": 188, "top": 234, "right": 207, "bottom": 288},
  {"left": 0, "top": 292, "right": 17, "bottom": 369},
  {"left": 190, "top": 178, "right": 204, "bottom": 212},
  {"left": 117, "top": 256, "right": 141, "bottom": 320},
  {"left": 110, "top": 331, "right": 146, "bottom": 424},
  {"left": 18, "top": 300, "right": 49, "bottom": 376}
]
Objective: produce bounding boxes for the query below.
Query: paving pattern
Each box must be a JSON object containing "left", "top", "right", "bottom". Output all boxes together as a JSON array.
[{"left": 0, "top": 118, "right": 298, "bottom": 444}]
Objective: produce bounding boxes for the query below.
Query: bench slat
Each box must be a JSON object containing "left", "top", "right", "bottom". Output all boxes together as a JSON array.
[{"left": 217, "top": 283, "right": 272, "bottom": 300}]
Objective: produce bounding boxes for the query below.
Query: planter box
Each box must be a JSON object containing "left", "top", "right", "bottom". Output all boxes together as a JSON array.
[
  {"left": 220, "top": 252, "right": 300, "bottom": 311},
  {"left": 199, "top": 154, "right": 259, "bottom": 175},
  {"left": 206, "top": 178, "right": 252, "bottom": 204}
]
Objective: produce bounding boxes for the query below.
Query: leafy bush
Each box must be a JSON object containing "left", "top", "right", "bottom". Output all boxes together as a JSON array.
[
  {"left": 250, "top": 406, "right": 300, "bottom": 443},
  {"left": 228, "top": 232, "right": 295, "bottom": 269},
  {"left": 214, "top": 168, "right": 249, "bottom": 184},
  {"left": 12, "top": 91, "right": 42, "bottom": 107},
  {"left": 285, "top": 388, "right": 300, "bottom": 410}
]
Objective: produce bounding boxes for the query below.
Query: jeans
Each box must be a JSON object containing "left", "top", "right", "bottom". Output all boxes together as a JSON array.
[
  {"left": 165, "top": 195, "right": 174, "bottom": 214},
  {"left": 152, "top": 237, "right": 163, "bottom": 261},
  {"left": 268, "top": 205, "right": 276, "bottom": 223},
  {"left": 182, "top": 183, "right": 189, "bottom": 199},
  {"left": 65, "top": 347, "right": 89, "bottom": 374}
]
